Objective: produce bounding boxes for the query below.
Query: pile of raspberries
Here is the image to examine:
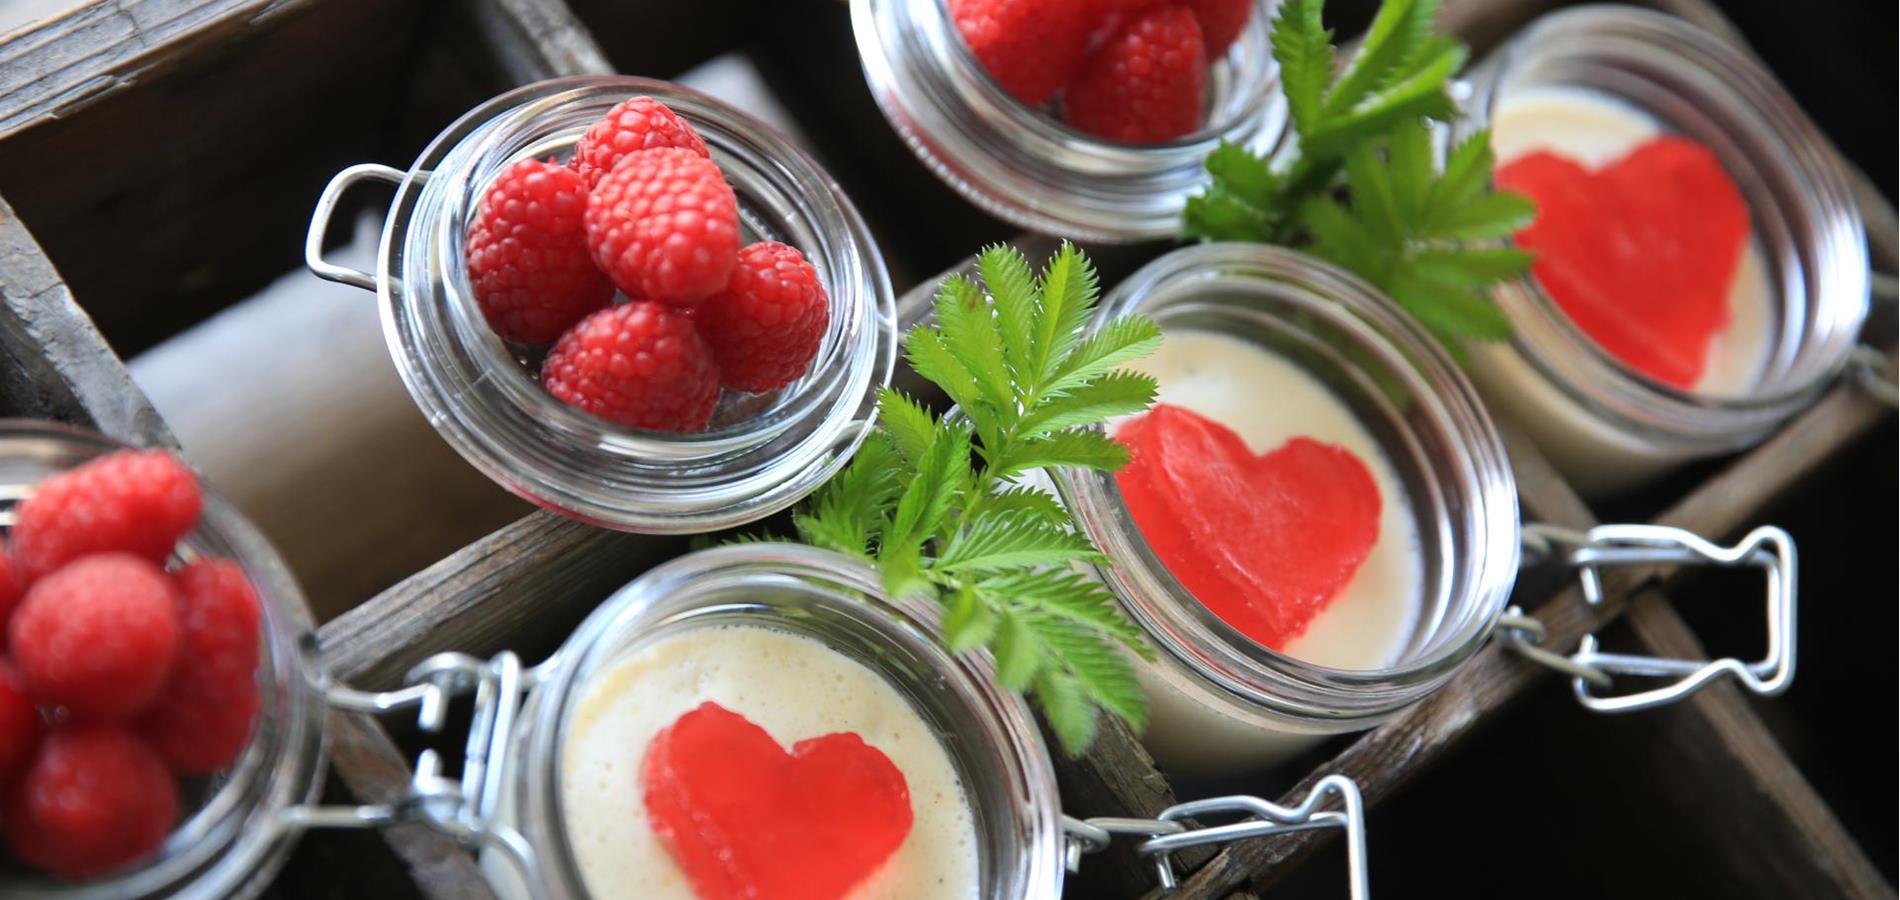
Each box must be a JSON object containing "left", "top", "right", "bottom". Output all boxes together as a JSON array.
[
  {"left": 1, "top": 450, "right": 263, "bottom": 881},
  {"left": 466, "top": 96, "right": 831, "bottom": 433},
  {"left": 952, "top": 0, "right": 1255, "bottom": 143}
]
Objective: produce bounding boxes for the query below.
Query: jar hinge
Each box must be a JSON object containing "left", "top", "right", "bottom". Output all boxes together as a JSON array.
[
  {"left": 1500, "top": 523, "right": 1796, "bottom": 713},
  {"left": 1061, "top": 774, "right": 1368, "bottom": 898},
  {"left": 277, "top": 650, "right": 552, "bottom": 885}
]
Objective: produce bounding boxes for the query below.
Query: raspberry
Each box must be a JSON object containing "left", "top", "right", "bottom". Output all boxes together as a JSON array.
[
  {"left": 0, "top": 661, "right": 41, "bottom": 786},
  {"left": 9, "top": 554, "right": 180, "bottom": 720},
  {"left": 584, "top": 147, "right": 741, "bottom": 309},
  {"left": 0, "top": 541, "right": 19, "bottom": 631},
  {"left": 572, "top": 96, "right": 710, "bottom": 189},
  {"left": 1179, "top": 0, "right": 1252, "bottom": 57},
  {"left": 138, "top": 559, "right": 262, "bottom": 774},
  {"left": 5, "top": 725, "right": 177, "bottom": 881},
  {"left": 950, "top": 0, "right": 1101, "bottom": 106},
  {"left": 542, "top": 302, "right": 721, "bottom": 432},
  {"left": 9, "top": 449, "right": 201, "bottom": 584},
  {"left": 697, "top": 242, "right": 831, "bottom": 393},
  {"left": 1065, "top": 5, "right": 1207, "bottom": 143},
  {"left": 466, "top": 158, "right": 614, "bottom": 345}
]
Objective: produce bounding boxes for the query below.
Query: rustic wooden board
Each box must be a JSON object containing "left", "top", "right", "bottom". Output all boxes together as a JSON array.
[{"left": 0, "top": 194, "right": 172, "bottom": 445}]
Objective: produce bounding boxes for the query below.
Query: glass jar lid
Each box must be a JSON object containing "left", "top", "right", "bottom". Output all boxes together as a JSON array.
[
  {"left": 0, "top": 421, "right": 322, "bottom": 900},
  {"left": 1457, "top": 5, "right": 1868, "bottom": 451},
  {"left": 319, "top": 77, "right": 898, "bottom": 533},
  {"left": 851, "top": 0, "right": 1288, "bottom": 241},
  {"left": 1056, "top": 244, "right": 1521, "bottom": 724},
  {"left": 510, "top": 544, "right": 1064, "bottom": 900}
]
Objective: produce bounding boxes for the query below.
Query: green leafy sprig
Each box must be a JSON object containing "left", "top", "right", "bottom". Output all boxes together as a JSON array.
[
  {"left": 795, "top": 243, "right": 1162, "bottom": 754},
  {"left": 1183, "top": 0, "right": 1536, "bottom": 349}
]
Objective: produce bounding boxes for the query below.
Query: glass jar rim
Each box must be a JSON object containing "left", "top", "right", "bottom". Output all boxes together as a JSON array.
[
  {"left": 512, "top": 543, "right": 1065, "bottom": 900},
  {"left": 376, "top": 77, "right": 897, "bottom": 533},
  {"left": 1456, "top": 5, "right": 1868, "bottom": 444},
  {"left": 850, "top": 0, "right": 1288, "bottom": 242},
  {"left": 0, "top": 420, "right": 322, "bottom": 900},
  {"left": 1057, "top": 244, "right": 1521, "bottom": 722}
]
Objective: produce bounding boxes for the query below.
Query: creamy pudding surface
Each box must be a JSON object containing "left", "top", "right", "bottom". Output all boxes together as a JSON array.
[
  {"left": 1490, "top": 84, "right": 1775, "bottom": 396},
  {"left": 1120, "top": 329, "right": 1424, "bottom": 670},
  {"left": 561, "top": 625, "right": 979, "bottom": 900}
]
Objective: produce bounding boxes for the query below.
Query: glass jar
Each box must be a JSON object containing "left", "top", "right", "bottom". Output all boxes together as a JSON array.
[
  {"left": 483, "top": 544, "right": 1064, "bottom": 899},
  {"left": 0, "top": 421, "right": 323, "bottom": 900},
  {"left": 850, "top": 0, "right": 1287, "bottom": 241},
  {"left": 307, "top": 77, "right": 898, "bottom": 532},
  {"left": 1453, "top": 5, "right": 1868, "bottom": 496},
  {"left": 1053, "top": 245, "right": 1522, "bottom": 775}
]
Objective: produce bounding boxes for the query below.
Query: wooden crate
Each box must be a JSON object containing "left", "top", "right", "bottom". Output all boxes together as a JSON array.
[{"left": 0, "top": 0, "right": 1891, "bottom": 898}]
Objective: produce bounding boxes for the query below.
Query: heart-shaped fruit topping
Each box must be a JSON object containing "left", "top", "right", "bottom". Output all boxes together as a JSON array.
[
  {"left": 642, "top": 702, "right": 914, "bottom": 900},
  {"left": 1115, "top": 404, "right": 1381, "bottom": 650},
  {"left": 1495, "top": 135, "right": 1750, "bottom": 389}
]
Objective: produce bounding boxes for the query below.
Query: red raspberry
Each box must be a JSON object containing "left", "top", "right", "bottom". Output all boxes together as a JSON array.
[
  {"left": 542, "top": 302, "right": 721, "bottom": 431},
  {"left": 10, "top": 449, "right": 201, "bottom": 584},
  {"left": 572, "top": 96, "right": 710, "bottom": 189},
  {"left": 697, "top": 242, "right": 831, "bottom": 393},
  {"left": 1065, "top": 5, "right": 1207, "bottom": 143},
  {"left": 5, "top": 725, "right": 177, "bottom": 881},
  {"left": 138, "top": 559, "right": 262, "bottom": 774},
  {"left": 0, "top": 661, "right": 41, "bottom": 786},
  {"left": 0, "top": 541, "right": 19, "bottom": 631},
  {"left": 9, "top": 554, "right": 180, "bottom": 720},
  {"left": 584, "top": 147, "right": 740, "bottom": 309},
  {"left": 466, "top": 158, "right": 614, "bottom": 345},
  {"left": 950, "top": 0, "right": 1101, "bottom": 106},
  {"left": 1179, "top": 0, "right": 1252, "bottom": 58}
]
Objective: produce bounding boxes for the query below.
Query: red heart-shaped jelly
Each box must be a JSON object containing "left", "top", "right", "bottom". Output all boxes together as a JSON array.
[
  {"left": 642, "top": 701, "right": 914, "bottom": 900},
  {"left": 1116, "top": 404, "right": 1382, "bottom": 650},
  {"left": 1495, "top": 136, "right": 1750, "bottom": 389}
]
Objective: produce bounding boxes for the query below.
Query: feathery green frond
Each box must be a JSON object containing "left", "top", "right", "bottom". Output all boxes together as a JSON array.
[
  {"left": 1183, "top": 0, "right": 1534, "bottom": 349},
  {"left": 786, "top": 243, "right": 1160, "bottom": 756}
]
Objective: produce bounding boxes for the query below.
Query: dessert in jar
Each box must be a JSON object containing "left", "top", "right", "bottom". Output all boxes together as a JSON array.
[
  {"left": 307, "top": 77, "right": 897, "bottom": 532},
  {"left": 850, "top": 0, "right": 1287, "bottom": 241},
  {"left": 0, "top": 421, "right": 322, "bottom": 900},
  {"left": 1455, "top": 6, "right": 1868, "bottom": 496},
  {"left": 485, "top": 545, "right": 1063, "bottom": 900},
  {"left": 1054, "top": 244, "right": 1520, "bottom": 775}
]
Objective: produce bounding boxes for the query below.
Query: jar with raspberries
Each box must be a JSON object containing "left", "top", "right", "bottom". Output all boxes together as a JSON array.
[
  {"left": 308, "top": 77, "right": 897, "bottom": 534},
  {"left": 0, "top": 422, "right": 322, "bottom": 897},
  {"left": 852, "top": 0, "right": 1286, "bottom": 240}
]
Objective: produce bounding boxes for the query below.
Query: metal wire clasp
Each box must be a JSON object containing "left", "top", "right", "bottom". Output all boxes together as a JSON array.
[
  {"left": 1503, "top": 523, "right": 1797, "bottom": 713},
  {"left": 1063, "top": 775, "right": 1369, "bottom": 898},
  {"left": 283, "top": 651, "right": 551, "bottom": 883}
]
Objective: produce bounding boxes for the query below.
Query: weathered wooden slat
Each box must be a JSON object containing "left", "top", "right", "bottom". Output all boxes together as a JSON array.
[
  {"left": 1149, "top": 377, "right": 1891, "bottom": 898},
  {"left": 0, "top": 0, "right": 316, "bottom": 137},
  {"left": 0, "top": 0, "right": 424, "bottom": 355},
  {"left": 1620, "top": 600, "right": 1893, "bottom": 899},
  {"left": 0, "top": 194, "right": 172, "bottom": 446}
]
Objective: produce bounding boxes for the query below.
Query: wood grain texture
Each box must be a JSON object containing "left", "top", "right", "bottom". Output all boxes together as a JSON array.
[
  {"left": 0, "top": 0, "right": 424, "bottom": 355},
  {"left": 1622, "top": 598, "right": 1894, "bottom": 900},
  {"left": 0, "top": 0, "right": 315, "bottom": 137},
  {"left": 0, "top": 194, "right": 172, "bottom": 445}
]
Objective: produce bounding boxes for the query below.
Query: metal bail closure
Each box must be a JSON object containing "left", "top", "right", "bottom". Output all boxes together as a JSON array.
[
  {"left": 281, "top": 650, "right": 549, "bottom": 885},
  {"left": 1063, "top": 774, "right": 1369, "bottom": 898},
  {"left": 1509, "top": 523, "right": 1797, "bottom": 714},
  {"left": 305, "top": 163, "right": 407, "bottom": 292}
]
